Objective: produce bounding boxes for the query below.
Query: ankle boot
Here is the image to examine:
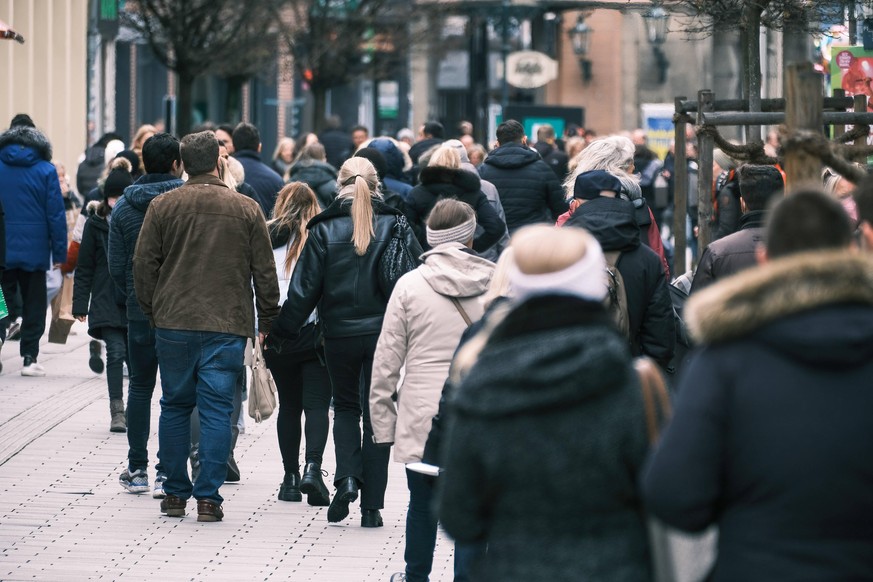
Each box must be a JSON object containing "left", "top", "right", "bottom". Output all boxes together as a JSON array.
[
  {"left": 278, "top": 472, "right": 302, "bottom": 502},
  {"left": 299, "top": 462, "right": 331, "bottom": 506},
  {"left": 109, "top": 399, "right": 126, "bottom": 433},
  {"left": 327, "top": 477, "right": 358, "bottom": 523}
]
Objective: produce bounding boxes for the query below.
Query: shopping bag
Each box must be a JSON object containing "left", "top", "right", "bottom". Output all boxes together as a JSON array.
[
  {"left": 48, "top": 275, "right": 76, "bottom": 344},
  {"left": 248, "top": 340, "right": 277, "bottom": 422}
]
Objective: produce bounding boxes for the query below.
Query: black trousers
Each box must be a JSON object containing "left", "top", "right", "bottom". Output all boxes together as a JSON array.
[
  {"left": 264, "top": 347, "right": 332, "bottom": 475},
  {"left": 1, "top": 269, "right": 47, "bottom": 358},
  {"left": 323, "top": 334, "right": 389, "bottom": 510}
]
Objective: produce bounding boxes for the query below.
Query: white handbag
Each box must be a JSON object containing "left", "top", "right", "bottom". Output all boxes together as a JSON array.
[{"left": 248, "top": 340, "right": 277, "bottom": 422}]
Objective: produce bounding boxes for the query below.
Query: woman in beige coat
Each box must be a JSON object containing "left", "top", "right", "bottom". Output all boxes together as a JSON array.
[{"left": 370, "top": 199, "right": 495, "bottom": 582}]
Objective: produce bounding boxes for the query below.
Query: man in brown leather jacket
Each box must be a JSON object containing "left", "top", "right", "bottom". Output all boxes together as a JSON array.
[{"left": 134, "top": 130, "right": 279, "bottom": 522}]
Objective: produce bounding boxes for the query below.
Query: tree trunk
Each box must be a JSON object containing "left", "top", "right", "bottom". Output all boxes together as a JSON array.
[
  {"left": 782, "top": 8, "right": 808, "bottom": 69},
  {"left": 176, "top": 69, "right": 196, "bottom": 137},
  {"left": 743, "top": 4, "right": 763, "bottom": 142}
]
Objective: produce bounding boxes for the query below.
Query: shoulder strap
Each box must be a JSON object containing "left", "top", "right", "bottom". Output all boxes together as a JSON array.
[
  {"left": 450, "top": 297, "right": 473, "bottom": 327},
  {"left": 635, "top": 357, "right": 672, "bottom": 445}
]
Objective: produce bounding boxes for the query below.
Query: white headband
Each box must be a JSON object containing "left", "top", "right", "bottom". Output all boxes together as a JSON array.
[
  {"left": 427, "top": 216, "right": 477, "bottom": 247},
  {"left": 509, "top": 238, "right": 608, "bottom": 303}
]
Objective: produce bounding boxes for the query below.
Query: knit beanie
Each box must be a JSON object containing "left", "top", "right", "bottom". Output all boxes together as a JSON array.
[
  {"left": 104, "top": 158, "right": 133, "bottom": 198},
  {"left": 713, "top": 149, "right": 737, "bottom": 171},
  {"left": 116, "top": 149, "right": 141, "bottom": 174},
  {"left": 104, "top": 139, "right": 125, "bottom": 166},
  {"left": 426, "top": 215, "right": 477, "bottom": 247},
  {"left": 354, "top": 147, "right": 388, "bottom": 182}
]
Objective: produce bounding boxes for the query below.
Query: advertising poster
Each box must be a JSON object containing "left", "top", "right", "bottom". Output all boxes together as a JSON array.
[
  {"left": 641, "top": 103, "right": 675, "bottom": 160},
  {"left": 831, "top": 46, "right": 873, "bottom": 111}
]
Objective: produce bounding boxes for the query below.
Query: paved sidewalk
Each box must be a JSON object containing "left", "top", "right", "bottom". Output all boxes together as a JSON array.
[{"left": 0, "top": 322, "right": 454, "bottom": 581}]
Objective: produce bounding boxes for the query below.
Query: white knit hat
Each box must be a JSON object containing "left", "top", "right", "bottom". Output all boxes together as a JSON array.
[{"left": 426, "top": 215, "right": 477, "bottom": 247}]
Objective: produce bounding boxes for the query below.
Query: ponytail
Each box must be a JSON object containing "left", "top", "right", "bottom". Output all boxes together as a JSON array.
[{"left": 337, "top": 157, "right": 380, "bottom": 255}]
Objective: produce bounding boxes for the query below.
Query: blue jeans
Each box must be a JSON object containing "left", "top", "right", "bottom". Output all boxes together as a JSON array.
[
  {"left": 126, "top": 320, "right": 162, "bottom": 473},
  {"left": 405, "top": 469, "right": 438, "bottom": 582},
  {"left": 156, "top": 328, "right": 245, "bottom": 504}
]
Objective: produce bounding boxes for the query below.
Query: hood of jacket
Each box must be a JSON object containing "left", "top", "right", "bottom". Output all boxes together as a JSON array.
[
  {"left": 419, "top": 165, "right": 480, "bottom": 193},
  {"left": 687, "top": 250, "right": 873, "bottom": 366},
  {"left": 289, "top": 161, "right": 337, "bottom": 186},
  {"left": 0, "top": 126, "right": 52, "bottom": 166},
  {"left": 483, "top": 142, "right": 541, "bottom": 170},
  {"left": 452, "top": 295, "right": 630, "bottom": 417},
  {"left": 123, "top": 174, "right": 184, "bottom": 213},
  {"left": 369, "top": 138, "right": 407, "bottom": 179},
  {"left": 417, "top": 243, "right": 494, "bottom": 298},
  {"left": 564, "top": 196, "right": 640, "bottom": 252}
]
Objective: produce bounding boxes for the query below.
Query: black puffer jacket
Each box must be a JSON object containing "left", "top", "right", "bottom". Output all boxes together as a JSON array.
[
  {"left": 565, "top": 197, "right": 675, "bottom": 366},
  {"left": 108, "top": 174, "right": 184, "bottom": 321},
  {"left": 288, "top": 161, "right": 338, "bottom": 210},
  {"left": 271, "top": 197, "right": 423, "bottom": 340},
  {"left": 439, "top": 296, "right": 651, "bottom": 582},
  {"left": 713, "top": 170, "right": 741, "bottom": 240},
  {"left": 73, "top": 214, "right": 127, "bottom": 337},
  {"left": 479, "top": 142, "right": 567, "bottom": 233},
  {"left": 406, "top": 166, "right": 505, "bottom": 252},
  {"left": 691, "top": 210, "right": 766, "bottom": 294}
]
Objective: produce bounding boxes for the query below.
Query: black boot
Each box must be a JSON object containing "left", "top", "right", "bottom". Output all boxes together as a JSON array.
[
  {"left": 299, "top": 462, "right": 331, "bottom": 507},
  {"left": 327, "top": 476, "right": 358, "bottom": 523},
  {"left": 278, "top": 472, "right": 302, "bottom": 502},
  {"left": 361, "top": 508, "right": 383, "bottom": 528}
]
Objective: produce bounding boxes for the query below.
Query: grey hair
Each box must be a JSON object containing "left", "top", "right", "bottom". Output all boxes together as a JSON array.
[{"left": 563, "top": 135, "right": 639, "bottom": 200}]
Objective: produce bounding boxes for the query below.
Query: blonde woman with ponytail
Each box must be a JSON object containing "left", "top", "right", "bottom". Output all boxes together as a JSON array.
[
  {"left": 263, "top": 183, "right": 332, "bottom": 507},
  {"left": 269, "top": 156, "right": 423, "bottom": 527}
]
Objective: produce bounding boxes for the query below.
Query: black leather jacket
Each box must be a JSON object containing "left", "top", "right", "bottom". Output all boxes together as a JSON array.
[{"left": 271, "top": 197, "right": 423, "bottom": 340}]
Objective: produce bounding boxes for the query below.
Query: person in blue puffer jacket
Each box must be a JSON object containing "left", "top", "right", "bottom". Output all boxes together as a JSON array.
[{"left": 0, "top": 114, "right": 67, "bottom": 377}]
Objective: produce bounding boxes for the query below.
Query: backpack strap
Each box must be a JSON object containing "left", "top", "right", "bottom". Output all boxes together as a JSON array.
[{"left": 450, "top": 297, "right": 473, "bottom": 327}]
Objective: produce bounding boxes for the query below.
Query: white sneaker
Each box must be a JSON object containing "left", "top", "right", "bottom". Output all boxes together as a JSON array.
[
  {"left": 153, "top": 472, "right": 167, "bottom": 499},
  {"left": 21, "top": 357, "right": 46, "bottom": 377}
]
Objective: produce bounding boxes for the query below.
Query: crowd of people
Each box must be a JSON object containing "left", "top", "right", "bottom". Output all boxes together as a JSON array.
[{"left": 1, "top": 109, "right": 873, "bottom": 581}]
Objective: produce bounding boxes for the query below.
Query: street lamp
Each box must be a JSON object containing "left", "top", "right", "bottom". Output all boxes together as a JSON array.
[
  {"left": 643, "top": 6, "right": 669, "bottom": 84},
  {"left": 568, "top": 14, "right": 592, "bottom": 82}
]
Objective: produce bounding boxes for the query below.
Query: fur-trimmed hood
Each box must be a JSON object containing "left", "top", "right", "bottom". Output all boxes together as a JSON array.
[
  {"left": 687, "top": 251, "right": 873, "bottom": 363},
  {"left": 0, "top": 126, "right": 52, "bottom": 165}
]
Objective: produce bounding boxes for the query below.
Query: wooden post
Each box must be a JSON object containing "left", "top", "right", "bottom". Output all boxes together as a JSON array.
[
  {"left": 854, "top": 94, "right": 868, "bottom": 163},
  {"left": 833, "top": 88, "right": 846, "bottom": 140},
  {"left": 696, "top": 90, "right": 715, "bottom": 261},
  {"left": 673, "top": 96, "right": 687, "bottom": 276},
  {"left": 784, "top": 63, "right": 823, "bottom": 191}
]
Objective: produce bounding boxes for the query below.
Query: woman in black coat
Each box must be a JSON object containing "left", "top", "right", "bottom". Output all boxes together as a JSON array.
[
  {"left": 438, "top": 225, "right": 652, "bottom": 582},
  {"left": 270, "top": 156, "right": 423, "bottom": 528},
  {"left": 406, "top": 146, "right": 505, "bottom": 253},
  {"left": 73, "top": 160, "right": 130, "bottom": 433}
]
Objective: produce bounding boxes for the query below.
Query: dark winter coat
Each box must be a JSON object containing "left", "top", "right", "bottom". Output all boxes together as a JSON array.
[
  {"left": 408, "top": 137, "right": 444, "bottom": 165},
  {"left": 108, "top": 174, "right": 184, "bottom": 321},
  {"left": 479, "top": 142, "right": 567, "bottom": 233},
  {"left": 288, "top": 161, "right": 337, "bottom": 210},
  {"left": 0, "top": 127, "right": 67, "bottom": 271},
  {"left": 73, "top": 214, "right": 127, "bottom": 337},
  {"left": 406, "top": 166, "right": 505, "bottom": 253},
  {"left": 644, "top": 251, "right": 873, "bottom": 581},
  {"left": 533, "top": 141, "right": 569, "bottom": 180},
  {"left": 0, "top": 196, "right": 5, "bottom": 271},
  {"left": 565, "top": 197, "right": 675, "bottom": 366},
  {"left": 233, "top": 149, "right": 285, "bottom": 217},
  {"left": 318, "top": 128, "right": 353, "bottom": 170},
  {"left": 271, "top": 197, "right": 423, "bottom": 340},
  {"left": 439, "top": 295, "right": 651, "bottom": 582},
  {"left": 690, "top": 210, "right": 766, "bottom": 294}
]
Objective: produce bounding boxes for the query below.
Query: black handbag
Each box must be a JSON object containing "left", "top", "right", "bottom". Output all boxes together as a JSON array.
[
  {"left": 377, "top": 215, "right": 420, "bottom": 299},
  {"left": 265, "top": 321, "right": 321, "bottom": 356}
]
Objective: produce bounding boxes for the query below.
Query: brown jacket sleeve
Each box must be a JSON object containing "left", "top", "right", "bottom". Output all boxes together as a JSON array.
[
  {"left": 249, "top": 208, "right": 280, "bottom": 334},
  {"left": 132, "top": 202, "right": 162, "bottom": 323}
]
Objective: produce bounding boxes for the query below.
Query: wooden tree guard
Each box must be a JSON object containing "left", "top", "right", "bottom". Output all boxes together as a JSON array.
[{"left": 784, "top": 63, "right": 824, "bottom": 190}]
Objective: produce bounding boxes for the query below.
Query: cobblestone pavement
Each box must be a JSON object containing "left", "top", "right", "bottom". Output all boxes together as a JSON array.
[{"left": 0, "top": 321, "right": 454, "bottom": 581}]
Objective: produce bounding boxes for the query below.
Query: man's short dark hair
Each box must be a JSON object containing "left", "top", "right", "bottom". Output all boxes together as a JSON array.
[
  {"left": 10, "top": 113, "right": 35, "bottom": 128},
  {"left": 765, "top": 188, "right": 853, "bottom": 259},
  {"left": 142, "top": 133, "right": 181, "bottom": 175},
  {"left": 423, "top": 121, "right": 444, "bottom": 139},
  {"left": 351, "top": 125, "right": 369, "bottom": 135},
  {"left": 738, "top": 164, "right": 784, "bottom": 212},
  {"left": 496, "top": 120, "right": 525, "bottom": 145},
  {"left": 232, "top": 122, "right": 260, "bottom": 153},
  {"left": 324, "top": 115, "right": 342, "bottom": 130},
  {"left": 180, "top": 131, "right": 219, "bottom": 176},
  {"left": 217, "top": 124, "right": 235, "bottom": 136}
]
